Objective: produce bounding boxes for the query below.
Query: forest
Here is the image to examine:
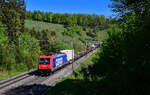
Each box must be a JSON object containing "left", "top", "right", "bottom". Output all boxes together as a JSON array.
[{"left": 26, "top": 10, "right": 114, "bottom": 28}]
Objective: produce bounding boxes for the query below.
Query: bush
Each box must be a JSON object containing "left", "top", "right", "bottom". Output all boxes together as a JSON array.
[
  {"left": 0, "top": 26, "right": 11, "bottom": 71},
  {"left": 0, "top": 32, "right": 41, "bottom": 72},
  {"left": 17, "top": 32, "right": 41, "bottom": 69}
]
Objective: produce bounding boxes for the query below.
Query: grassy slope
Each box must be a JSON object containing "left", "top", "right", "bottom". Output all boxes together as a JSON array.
[
  {"left": 25, "top": 20, "right": 64, "bottom": 32},
  {"left": 45, "top": 50, "right": 100, "bottom": 95},
  {"left": 25, "top": 20, "right": 105, "bottom": 53},
  {"left": 25, "top": 20, "right": 106, "bottom": 42},
  {"left": 25, "top": 20, "right": 65, "bottom": 40}
]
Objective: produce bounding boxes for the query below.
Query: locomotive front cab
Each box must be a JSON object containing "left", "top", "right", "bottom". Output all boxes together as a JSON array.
[{"left": 38, "top": 56, "right": 54, "bottom": 72}]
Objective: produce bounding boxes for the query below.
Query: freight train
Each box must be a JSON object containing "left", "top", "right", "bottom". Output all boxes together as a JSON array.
[{"left": 38, "top": 43, "right": 99, "bottom": 73}]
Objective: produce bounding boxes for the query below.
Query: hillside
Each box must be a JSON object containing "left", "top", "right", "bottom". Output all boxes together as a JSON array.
[
  {"left": 25, "top": 20, "right": 64, "bottom": 33},
  {"left": 25, "top": 20, "right": 64, "bottom": 40},
  {"left": 25, "top": 20, "right": 106, "bottom": 53}
]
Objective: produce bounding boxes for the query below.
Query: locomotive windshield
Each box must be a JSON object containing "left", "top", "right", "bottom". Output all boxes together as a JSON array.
[{"left": 39, "top": 58, "right": 50, "bottom": 64}]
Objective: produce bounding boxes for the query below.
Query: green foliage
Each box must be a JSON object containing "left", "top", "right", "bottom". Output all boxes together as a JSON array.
[
  {"left": 63, "top": 25, "right": 81, "bottom": 37},
  {"left": 32, "top": 11, "right": 43, "bottom": 21},
  {"left": 50, "top": 41, "right": 67, "bottom": 53},
  {"left": 0, "top": 0, "right": 25, "bottom": 42},
  {"left": 46, "top": 13, "right": 53, "bottom": 23},
  {"left": 85, "top": 15, "right": 150, "bottom": 94},
  {"left": 0, "top": 28, "right": 9, "bottom": 68},
  {"left": 0, "top": 22, "right": 6, "bottom": 32},
  {"left": 111, "top": 0, "right": 150, "bottom": 17},
  {"left": 0, "top": 25, "right": 16, "bottom": 71},
  {"left": 73, "top": 38, "right": 86, "bottom": 53},
  {"left": 17, "top": 33, "right": 41, "bottom": 69},
  {"left": 86, "top": 29, "right": 97, "bottom": 38},
  {"left": 25, "top": 20, "right": 106, "bottom": 53},
  {"left": 3, "top": 9, "right": 21, "bottom": 41},
  {"left": 26, "top": 11, "right": 112, "bottom": 29},
  {"left": 0, "top": 32, "right": 41, "bottom": 72}
]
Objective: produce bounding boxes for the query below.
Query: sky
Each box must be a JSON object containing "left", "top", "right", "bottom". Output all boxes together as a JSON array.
[{"left": 25, "top": 0, "right": 113, "bottom": 17}]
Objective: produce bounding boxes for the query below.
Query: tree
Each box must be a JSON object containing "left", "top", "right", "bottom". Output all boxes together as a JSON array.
[
  {"left": 32, "top": 11, "right": 43, "bottom": 21},
  {"left": 0, "top": 0, "right": 26, "bottom": 42},
  {"left": 25, "top": 10, "right": 110, "bottom": 28},
  {"left": 63, "top": 25, "right": 81, "bottom": 37},
  {"left": 52, "top": 13, "right": 62, "bottom": 23},
  {"left": 47, "top": 12, "right": 53, "bottom": 23},
  {"left": 3, "top": 9, "right": 21, "bottom": 41},
  {"left": 18, "top": 0, "right": 26, "bottom": 32},
  {"left": 110, "top": 0, "right": 150, "bottom": 16},
  {"left": 26, "top": 11, "right": 32, "bottom": 19}
]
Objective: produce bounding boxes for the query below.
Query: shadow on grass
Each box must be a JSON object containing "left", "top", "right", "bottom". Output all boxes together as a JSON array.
[
  {"left": 46, "top": 78, "right": 127, "bottom": 95},
  {"left": 3, "top": 84, "right": 51, "bottom": 95}
]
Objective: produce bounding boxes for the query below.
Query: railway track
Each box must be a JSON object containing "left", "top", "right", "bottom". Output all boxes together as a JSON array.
[
  {"left": 0, "top": 49, "right": 97, "bottom": 95},
  {"left": 0, "top": 69, "right": 37, "bottom": 90},
  {"left": 0, "top": 74, "right": 30, "bottom": 89}
]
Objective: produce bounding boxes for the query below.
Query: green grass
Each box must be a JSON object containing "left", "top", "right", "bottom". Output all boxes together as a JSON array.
[
  {"left": 0, "top": 69, "right": 27, "bottom": 80},
  {"left": 25, "top": 20, "right": 64, "bottom": 32},
  {"left": 25, "top": 20, "right": 65, "bottom": 41},
  {"left": 0, "top": 63, "right": 30, "bottom": 81},
  {"left": 45, "top": 50, "right": 100, "bottom": 95}
]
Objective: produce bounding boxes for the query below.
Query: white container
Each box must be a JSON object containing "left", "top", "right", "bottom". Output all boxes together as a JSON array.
[
  {"left": 60, "top": 50, "right": 74, "bottom": 61},
  {"left": 91, "top": 44, "right": 96, "bottom": 48}
]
